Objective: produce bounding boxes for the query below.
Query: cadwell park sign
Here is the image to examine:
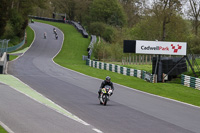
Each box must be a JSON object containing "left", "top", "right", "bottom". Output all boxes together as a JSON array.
[
  {"left": 123, "top": 40, "right": 187, "bottom": 56},
  {"left": 123, "top": 40, "right": 189, "bottom": 83}
]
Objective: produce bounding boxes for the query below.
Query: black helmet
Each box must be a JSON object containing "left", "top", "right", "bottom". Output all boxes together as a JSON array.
[{"left": 106, "top": 76, "right": 111, "bottom": 81}]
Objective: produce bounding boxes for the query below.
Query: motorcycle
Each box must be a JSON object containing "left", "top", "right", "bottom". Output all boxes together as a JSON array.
[{"left": 99, "top": 85, "right": 113, "bottom": 106}]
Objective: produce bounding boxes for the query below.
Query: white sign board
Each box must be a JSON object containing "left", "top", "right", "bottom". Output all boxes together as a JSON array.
[{"left": 136, "top": 40, "right": 187, "bottom": 55}]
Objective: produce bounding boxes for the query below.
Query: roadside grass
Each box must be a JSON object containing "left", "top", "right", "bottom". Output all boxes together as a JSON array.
[
  {"left": 108, "top": 62, "right": 152, "bottom": 73},
  {"left": 0, "top": 126, "right": 7, "bottom": 133},
  {"left": 9, "top": 55, "right": 18, "bottom": 61},
  {"left": 9, "top": 26, "right": 34, "bottom": 61},
  {"left": 34, "top": 20, "right": 200, "bottom": 107}
]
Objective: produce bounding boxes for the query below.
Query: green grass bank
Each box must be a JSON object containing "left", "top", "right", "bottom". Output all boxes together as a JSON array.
[{"left": 0, "top": 126, "right": 7, "bottom": 133}]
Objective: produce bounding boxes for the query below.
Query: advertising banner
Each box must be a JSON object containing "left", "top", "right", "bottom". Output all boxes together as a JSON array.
[{"left": 136, "top": 40, "right": 187, "bottom": 55}]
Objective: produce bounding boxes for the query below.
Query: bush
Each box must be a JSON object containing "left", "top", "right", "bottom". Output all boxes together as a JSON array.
[
  {"left": 93, "top": 41, "right": 122, "bottom": 61},
  {"left": 187, "top": 34, "right": 200, "bottom": 54},
  {"left": 89, "top": 22, "right": 106, "bottom": 36},
  {"left": 93, "top": 42, "right": 110, "bottom": 61},
  {"left": 89, "top": 22, "right": 117, "bottom": 43},
  {"left": 102, "top": 26, "right": 116, "bottom": 43},
  {"left": 109, "top": 43, "right": 123, "bottom": 61}
]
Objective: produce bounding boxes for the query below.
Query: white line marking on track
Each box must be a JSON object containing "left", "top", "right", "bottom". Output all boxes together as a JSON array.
[
  {"left": 8, "top": 72, "right": 91, "bottom": 126},
  {"left": 0, "top": 121, "right": 15, "bottom": 133},
  {"left": 92, "top": 128, "right": 103, "bottom": 133}
]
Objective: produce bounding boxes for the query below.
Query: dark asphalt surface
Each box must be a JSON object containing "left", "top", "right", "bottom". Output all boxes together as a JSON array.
[
  {"left": 0, "top": 83, "right": 96, "bottom": 133},
  {"left": 8, "top": 22, "right": 200, "bottom": 133}
]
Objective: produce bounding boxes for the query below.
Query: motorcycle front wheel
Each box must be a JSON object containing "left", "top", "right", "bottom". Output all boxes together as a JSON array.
[{"left": 103, "top": 94, "right": 107, "bottom": 106}]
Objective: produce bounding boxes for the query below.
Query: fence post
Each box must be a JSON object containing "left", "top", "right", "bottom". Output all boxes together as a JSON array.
[
  {"left": 146, "top": 55, "right": 148, "bottom": 65},
  {"left": 136, "top": 55, "right": 137, "bottom": 65},
  {"left": 139, "top": 55, "right": 141, "bottom": 65}
]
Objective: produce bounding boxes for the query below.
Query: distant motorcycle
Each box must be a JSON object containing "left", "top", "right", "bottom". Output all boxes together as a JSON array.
[
  {"left": 31, "top": 19, "right": 34, "bottom": 23},
  {"left": 99, "top": 85, "right": 113, "bottom": 106}
]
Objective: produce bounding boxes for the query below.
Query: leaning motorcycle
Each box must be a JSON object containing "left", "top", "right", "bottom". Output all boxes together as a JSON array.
[{"left": 99, "top": 85, "right": 113, "bottom": 106}]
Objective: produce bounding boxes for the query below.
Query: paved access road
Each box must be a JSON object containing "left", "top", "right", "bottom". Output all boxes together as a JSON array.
[{"left": 8, "top": 22, "right": 200, "bottom": 133}]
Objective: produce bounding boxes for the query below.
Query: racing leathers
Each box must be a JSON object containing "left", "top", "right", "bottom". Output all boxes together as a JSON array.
[{"left": 98, "top": 80, "right": 114, "bottom": 98}]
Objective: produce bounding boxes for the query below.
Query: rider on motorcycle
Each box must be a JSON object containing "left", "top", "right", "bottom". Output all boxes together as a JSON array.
[{"left": 98, "top": 76, "right": 114, "bottom": 98}]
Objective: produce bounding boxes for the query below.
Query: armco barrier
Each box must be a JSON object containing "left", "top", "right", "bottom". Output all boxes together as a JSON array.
[
  {"left": 71, "top": 21, "right": 88, "bottom": 38},
  {"left": 87, "top": 35, "right": 97, "bottom": 59},
  {"left": 181, "top": 74, "right": 200, "bottom": 90},
  {"left": 86, "top": 59, "right": 155, "bottom": 83},
  {"left": 29, "top": 16, "right": 89, "bottom": 38}
]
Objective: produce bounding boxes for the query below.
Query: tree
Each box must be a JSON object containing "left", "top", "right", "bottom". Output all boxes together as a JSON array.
[
  {"left": 130, "top": 14, "right": 189, "bottom": 42},
  {"left": 0, "top": 0, "right": 11, "bottom": 37},
  {"left": 151, "top": 0, "right": 182, "bottom": 41},
  {"left": 52, "top": 0, "right": 76, "bottom": 20},
  {"left": 89, "top": 0, "right": 127, "bottom": 27},
  {"left": 188, "top": 0, "right": 200, "bottom": 36},
  {"left": 74, "top": 0, "right": 92, "bottom": 23},
  {"left": 119, "top": 0, "right": 146, "bottom": 27},
  {"left": 0, "top": 0, "right": 47, "bottom": 38}
]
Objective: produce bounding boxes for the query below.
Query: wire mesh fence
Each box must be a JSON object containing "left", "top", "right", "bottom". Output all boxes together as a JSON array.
[{"left": 0, "top": 39, "right": 9, "bottom": 56}]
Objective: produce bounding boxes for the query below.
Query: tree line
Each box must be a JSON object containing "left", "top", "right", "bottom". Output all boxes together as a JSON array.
[
  {"left": 1, "top": 0, "right": 200, "bottom": 59},
  {"left": 33, "top": 0, "right": 200, "bottom": 59}
]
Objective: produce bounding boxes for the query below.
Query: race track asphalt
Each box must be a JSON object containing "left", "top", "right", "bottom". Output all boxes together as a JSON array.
[
  {"left": 0, "top": 83, "right": 97, "bottom": 133},
  {"left": 8, "top": 22, "right": 200, "bottom": 133}
]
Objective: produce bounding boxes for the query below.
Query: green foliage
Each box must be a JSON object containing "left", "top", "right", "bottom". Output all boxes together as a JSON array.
[
  {"left": 89, "top": 22, "right": 117, "bottom": 43},
  {"left": 89, "top": 22, "right": 106, "bottom": 36},
  {"left": 9, "top": 9, "right": 24, "bottom": 37},
  {"left": 16, "top": 26, "right": 34, "bottom": 51},
  {"left": 0, "top": 0, "right": 46, "bottom": 42},
  {"left": 89, "top": 0, "right": 127, "bottom": 27},
  {"left": 187, "top": 34, "right": 200, "bottom": 54},
  {"left": 8, "top": 36, "right": 21, "bottom": 47},
  {"left": 3, "top": 22, "right": 15, "bottom": 39},
  {"left": 130, "top": 15, "right": 190, "bottom": 42},
  {"left": 0, "top": 0, "right": 10, "bottom": 36},
  {"left": 130, "top": 16, "right": 162, "bottom": 40},
  {"left": 93, "top": 41, "right": 122, "bottom": 61},
  {"left": 165, "top": 16, "right": 190, "bottom": 42},
  {"left": 102, "top": 26, "right": 116, "bottom": 43},
  {"left": 93, "top": 42, "right": 110, "bottom": 61}
]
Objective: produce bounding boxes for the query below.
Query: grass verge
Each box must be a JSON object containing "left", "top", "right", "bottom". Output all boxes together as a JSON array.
[
  {"left": 0, "top": 126, "right": 7, "bottom": 133},
  {"left": 34, "top": 20, "right": 200, "bottom": 107},
  {"left": 9, "top": 55, "right": 18, "bottom": 61}
]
